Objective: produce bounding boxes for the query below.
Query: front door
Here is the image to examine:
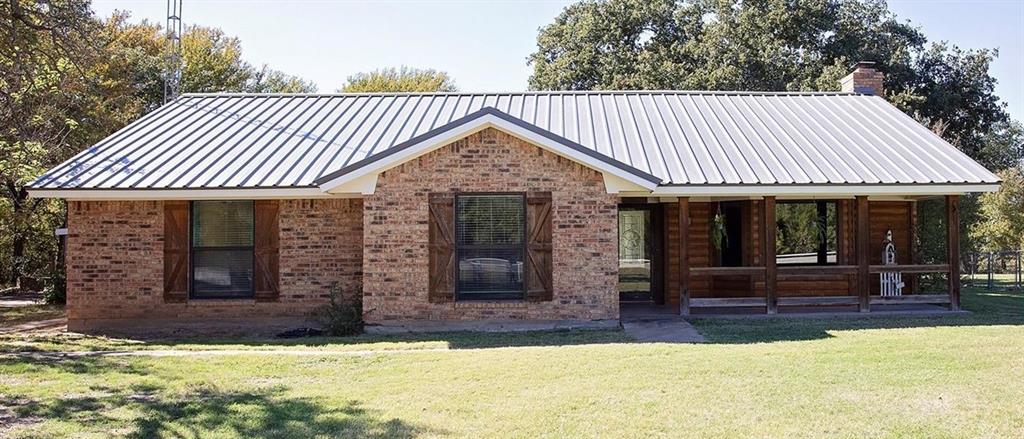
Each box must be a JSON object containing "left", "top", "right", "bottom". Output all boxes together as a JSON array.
[{"left": 618, "top": 205, "right": 662, "bottom": 303}]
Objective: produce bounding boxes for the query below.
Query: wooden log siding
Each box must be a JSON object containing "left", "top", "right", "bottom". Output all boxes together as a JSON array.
[
  {"left": 868, "top": 201, "right": 914, "bottom": 295},
  {"left": 664, "top": 201, "right": 711, "bottom": 306}
]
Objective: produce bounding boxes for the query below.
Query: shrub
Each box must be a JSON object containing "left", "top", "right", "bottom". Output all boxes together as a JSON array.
[
  {"left": 314, "top": 283, "right": 363, "bottom": 336},
  {"left": 42, "top": 267, "right": 66, "bottom": 304}
]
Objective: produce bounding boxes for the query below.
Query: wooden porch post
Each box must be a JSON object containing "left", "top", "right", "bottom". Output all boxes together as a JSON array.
[
  {"left": 678, "top": 197, "right": 690, "bottom": 315},
  {"left": 762, "top": 196, "right": 777, "bottom": 314},
  {"left": 909, "top": 200, "right": 919, "bottom": 294},
  {"left": 856, "top": 196, "right": 871, "bottom": 312},
  {"left": 947, "top": 195, "right": 961, "bottom": 311}
]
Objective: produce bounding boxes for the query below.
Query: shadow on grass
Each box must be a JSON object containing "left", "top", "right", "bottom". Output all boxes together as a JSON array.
[
  {"left": 213, "top": 328, "right": 633, "bottom": 350},
  {"left": 689, "top": 287, "right": 1024, "bottom": 344},
  {"left": 5, "top": 381, "right": 438, "bottom": 438},
  {"left": 0, "top": 328, "right": 634, "bottom": 353},
  {"left": 4, "top": 289, "right": 1019, "bottom": 351},
  {"left": 128, "top": 287, "right": 1023, "bottom": 348},
  {"left": 0, "top": 352, "right": 151, "bottom": 375}
]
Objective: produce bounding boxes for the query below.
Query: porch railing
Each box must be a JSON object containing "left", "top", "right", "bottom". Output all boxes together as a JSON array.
[
  {"left": 689, "top": 267, "right": 765, "bottom": 308},
  {"left": 685, "top": 264, "right": 958, "bottom": 310}
]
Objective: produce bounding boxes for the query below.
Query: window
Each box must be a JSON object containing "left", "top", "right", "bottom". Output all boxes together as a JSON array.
[
  {"left": 776, "top": 201, "right": 837, "bottom": 265},
  {"left": 455, "top": 194, "right": 526, "bottom": 300},
  {"left": 191, "top": 201, "right": 254, "bottom": 299}
]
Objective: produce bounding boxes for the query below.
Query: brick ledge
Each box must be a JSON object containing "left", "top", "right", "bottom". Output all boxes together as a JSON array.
[{"left": 453, "top": 300, "right": 529, "bottom": 309}]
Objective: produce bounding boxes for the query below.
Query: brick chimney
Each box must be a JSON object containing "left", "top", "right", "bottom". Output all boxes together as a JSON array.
[{"left": 841, "top": 61, "right": 884, "bottom": 96}]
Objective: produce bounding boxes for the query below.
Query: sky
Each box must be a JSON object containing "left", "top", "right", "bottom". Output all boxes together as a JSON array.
[{"left": 91, "top": 0, "right": 1024, "bottom": 121}]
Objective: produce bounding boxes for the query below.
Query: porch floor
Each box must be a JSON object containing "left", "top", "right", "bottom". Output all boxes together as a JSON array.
[{"left": 620, "top": 302, "right": 967, "bottom": 320}]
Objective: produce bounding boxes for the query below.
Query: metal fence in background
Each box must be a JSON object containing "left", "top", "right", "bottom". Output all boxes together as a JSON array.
[{"left": 965, "top": 251, "right": 1023, "bottom": 290}]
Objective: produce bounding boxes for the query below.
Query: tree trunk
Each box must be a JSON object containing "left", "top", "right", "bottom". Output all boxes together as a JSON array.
[{"left": 8, "top": 182, "right": 29, "bottom": 286}]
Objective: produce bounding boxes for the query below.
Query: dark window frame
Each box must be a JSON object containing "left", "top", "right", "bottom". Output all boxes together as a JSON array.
[
  {"left": 189, "top": 200, "right": 256, "bottom": 300},
  {"left": 775, "top": 200, "right": 838, "bottom": 266},
  {"left": 454, "top": 192, "right": 528, "bottom": 301}
]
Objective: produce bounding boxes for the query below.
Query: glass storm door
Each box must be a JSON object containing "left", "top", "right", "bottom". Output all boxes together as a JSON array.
[{"left": 618, "top": 208, "right": 654, "bottom": 302}]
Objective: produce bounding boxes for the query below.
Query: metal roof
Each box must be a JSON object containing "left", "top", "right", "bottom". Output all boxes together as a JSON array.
[{"left": 30, "top": 91, "right": 999, "bottom": 190}]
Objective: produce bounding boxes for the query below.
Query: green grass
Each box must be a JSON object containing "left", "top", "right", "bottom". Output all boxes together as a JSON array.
[
  {"left": 0, "top": 304, "right": 63, "bottom": 327},
  {"left": 1, "top": 288, "right": 1022, "bottom": 438}
]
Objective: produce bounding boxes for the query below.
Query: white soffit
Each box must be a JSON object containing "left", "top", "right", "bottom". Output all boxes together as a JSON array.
[
  {"left": 640, "top": 183, "right": 1000, "bottom": 197},
  {"left": 28, "top": 187, "right": 341, "bottom": 201}
]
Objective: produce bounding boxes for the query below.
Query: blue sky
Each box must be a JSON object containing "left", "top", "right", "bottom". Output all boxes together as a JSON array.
[{"left": 92, "top": 0, "right": 1023, "bottom": 121}]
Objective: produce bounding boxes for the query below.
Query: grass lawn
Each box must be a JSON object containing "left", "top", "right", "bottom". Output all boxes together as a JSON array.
[
  {"left": 0, "top": 304, "right": 63, "bottom": 328},
  {"left": 1, "top": 288, "right": 1022, "bottom": 438}
]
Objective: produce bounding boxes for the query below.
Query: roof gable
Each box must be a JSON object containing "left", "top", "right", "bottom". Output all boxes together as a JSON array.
[{"left": 315, "top": 107, "right": 661, "bottom": 194}]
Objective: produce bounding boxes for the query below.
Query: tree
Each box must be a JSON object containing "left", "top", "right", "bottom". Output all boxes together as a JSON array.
[
  {"left": 1, "top": 0, "right": 99, "bottom": 286},
  {"left": 972, "top": 167, "right": 1024, "bottom": 251},
  {"left": 340, "top": 67, "right": 457, "bottom": 93},
  {"left": 248, "top": 65, "right": 317, "bottom": 93},
  {"left": 178, "top": 26, "right": 315, "bottom": 94},
  {"left": 528, "top": 0, "right": 1018, "bottom": 172},
  {"left": 0, "top": 3, "right": 315, "bottom": 290},
  {"left": 965, "top": 119, "right": 1023, "bottom": 174}
]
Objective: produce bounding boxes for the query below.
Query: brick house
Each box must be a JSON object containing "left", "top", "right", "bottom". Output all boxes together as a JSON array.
[{"left": 29, "top": 64, "right": 1000, "bottom": 333}]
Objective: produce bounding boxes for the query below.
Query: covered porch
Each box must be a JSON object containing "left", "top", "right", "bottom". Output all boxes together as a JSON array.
[{"left": 617, "top": 194, "right": 962, "bottom": 316}]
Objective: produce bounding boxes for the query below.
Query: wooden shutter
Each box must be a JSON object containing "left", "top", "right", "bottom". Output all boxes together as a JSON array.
[
  {"left": 428, "top": 193, "right": 456, "bottom": 303},
  {"left": 163, "top": 201, "right": 189, "bottom": 303},
  {"left": 526, "top": 192, "right": 553, "bottom": 302},
  {"left": 254, "top": 200, "right": 280, "bottom": 302}
]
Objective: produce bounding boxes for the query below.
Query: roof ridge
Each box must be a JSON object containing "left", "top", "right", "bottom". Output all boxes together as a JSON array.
[{"left": 179, "top": 90, "right": 865, "bottom": 98}]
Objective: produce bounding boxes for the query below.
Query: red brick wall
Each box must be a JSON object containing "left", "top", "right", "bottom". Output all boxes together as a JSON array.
[
  {"left": 66, "top": 199, "right": 363, "bottom": 331},
  {"left": 280, "top": 199, "right": 363, "bottom": 302},
  {"left": 362, "top": 128, "right": 619, "bottom": 322},
  {"left": 66, "top": 201, "right": 164, "bottom": 323}
]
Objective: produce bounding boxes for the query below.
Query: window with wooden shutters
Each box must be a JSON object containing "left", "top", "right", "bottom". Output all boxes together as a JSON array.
[
  {"left": 455, "top": 194, "right": 527, "bottom": 300},
  {"left": 190, "top": 201, "right": 255, "bottom": 299}
]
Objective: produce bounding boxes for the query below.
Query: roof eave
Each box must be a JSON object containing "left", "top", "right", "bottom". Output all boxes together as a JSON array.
[
  {"left": 643, "top": 182, "right": 1001, "bottom": 197},
  {"left": 26, "top": 186, "right": 339, "bottom": 200}
]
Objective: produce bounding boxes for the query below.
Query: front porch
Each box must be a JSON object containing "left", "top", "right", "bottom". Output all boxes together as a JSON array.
[{"left": 617, "top": 195, "right": 962, "bottom": 316}]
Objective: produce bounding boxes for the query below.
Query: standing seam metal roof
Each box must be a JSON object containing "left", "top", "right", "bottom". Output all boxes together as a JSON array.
[{"left": 30, "top": 91, "right": 999, "bottom": 190}]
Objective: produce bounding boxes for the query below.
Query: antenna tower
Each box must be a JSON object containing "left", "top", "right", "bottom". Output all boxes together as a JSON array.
[{"left": 163, "top": 0, "right": 183, "bottom": 103}]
